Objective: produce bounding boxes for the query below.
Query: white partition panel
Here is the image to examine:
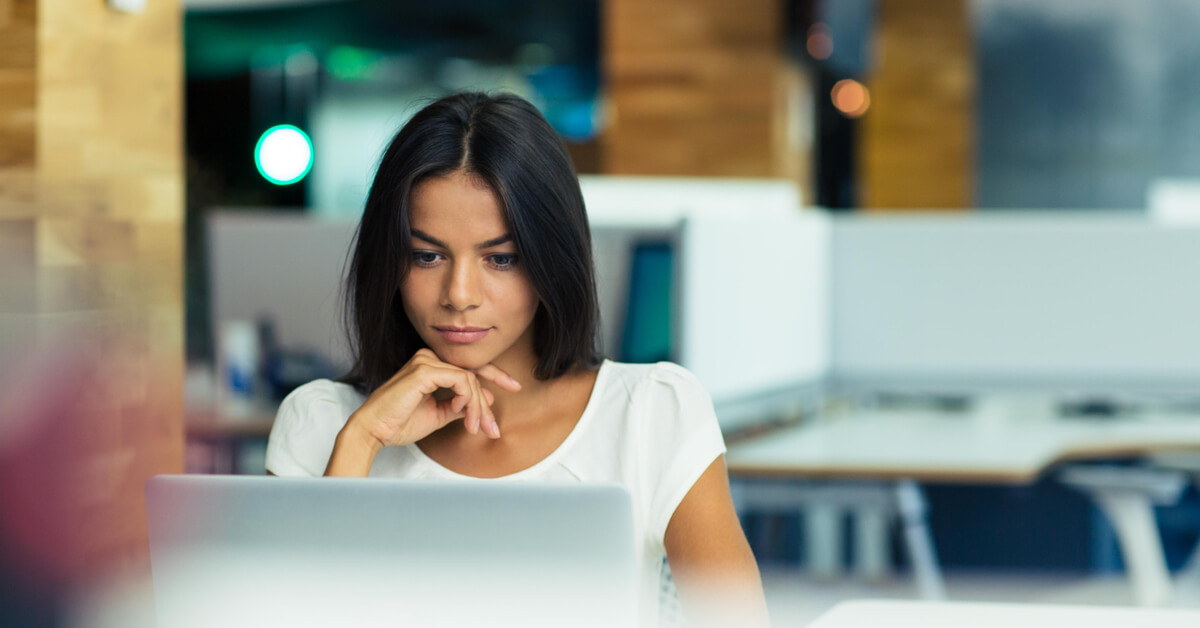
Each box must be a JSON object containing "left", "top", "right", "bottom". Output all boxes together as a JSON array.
[
  {"left": 583, "top": 176, "right": 805, "bottom": 368},
  {"left": 832, "top": 211, "right": 1200, "bottom": 394},
  {"left": 208, "top": 211, "right": 359, "bottom": 370},
  {"left": 678, "top": 209, "right": 832, "bottom": 424}
]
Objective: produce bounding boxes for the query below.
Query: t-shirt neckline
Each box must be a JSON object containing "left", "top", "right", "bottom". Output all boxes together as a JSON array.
[{"left": 404, "top": 359, "right": 611, "bottom": 481}]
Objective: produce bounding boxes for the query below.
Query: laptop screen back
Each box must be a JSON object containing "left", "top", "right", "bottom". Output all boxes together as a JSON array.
[{"left": 146, "top": 475, "right": 636, "bottom": 628}]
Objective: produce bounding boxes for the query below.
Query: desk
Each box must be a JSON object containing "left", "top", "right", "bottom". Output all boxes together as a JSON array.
[
  {"left": 728, "top": 408, "right": 1200, "bottom": 482},
  {"left": 806, "top": 600, "right": 1200, "bottom": 628},
  {"left": 726, "top": 407, "right": 1200, "bottom": 606}
]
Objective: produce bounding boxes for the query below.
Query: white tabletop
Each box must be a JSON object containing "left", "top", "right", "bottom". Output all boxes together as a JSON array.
[
  {"left": 806, "top": 600, "right": 1200, "bottom": 628},
  {"left": 726, "top": 407, "right": 1200, "bottom": 483}
]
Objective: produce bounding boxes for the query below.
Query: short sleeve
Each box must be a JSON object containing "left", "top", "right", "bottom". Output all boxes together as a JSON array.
[
  {"left": 638, "top": 362, "right": 727, "bottom": 550},
  {"left": 264, "top": 380, "right": 353, "bottom": 477}
]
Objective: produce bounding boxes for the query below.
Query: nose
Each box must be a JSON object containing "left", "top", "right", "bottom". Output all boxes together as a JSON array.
[{"left": 443, "top": 259, "right": 483, "bottom": 312}]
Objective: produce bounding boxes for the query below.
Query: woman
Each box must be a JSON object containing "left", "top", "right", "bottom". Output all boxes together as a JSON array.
[{"left": 265, "top": 92, "right": 769, "bottom": 627}]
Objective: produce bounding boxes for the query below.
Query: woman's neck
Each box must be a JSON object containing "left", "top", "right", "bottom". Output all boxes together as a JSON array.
[
  {"left": 484, "top": 342, "right": 548, "bottom": 429},
  {"left": 482, "top": 341, "right": 596, "bottom": 433}
]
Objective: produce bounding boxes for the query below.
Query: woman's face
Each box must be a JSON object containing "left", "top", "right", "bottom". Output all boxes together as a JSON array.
[{"left": 400, "top": 170, "right": 539, "bottom": 372}]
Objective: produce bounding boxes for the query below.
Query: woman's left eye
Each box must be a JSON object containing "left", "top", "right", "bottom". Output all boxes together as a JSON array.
[{"left": 487, "top": 254, "right": 517, "bottom": 269}]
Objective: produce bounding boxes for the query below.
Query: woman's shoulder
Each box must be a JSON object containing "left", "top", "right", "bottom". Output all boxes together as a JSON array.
[
  {"left": 600, "top": 360, "right": 710, "bottom": 403},
  {"left": 267, "top": 379, "right": 367, "bottom": 477},
  {"left": 276, "top": 378, "right": 366, "bottom": 423}
]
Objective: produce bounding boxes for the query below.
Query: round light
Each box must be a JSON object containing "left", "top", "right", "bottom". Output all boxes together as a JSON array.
[
  {"left": 255, "top": 125, "right": 313, "bottom": 185},
  {"left": 831, "top": 79, "right": 870, "bottom": 118},
  {"left": 807, "top": 23, "right": 833, "bottom": 60}
]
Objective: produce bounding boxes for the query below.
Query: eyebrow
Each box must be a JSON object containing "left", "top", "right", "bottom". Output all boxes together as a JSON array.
[{"left": 412, "top": 230, "right": 512, "bottom": 250}]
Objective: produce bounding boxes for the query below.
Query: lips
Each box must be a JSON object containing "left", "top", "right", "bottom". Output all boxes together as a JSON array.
[{"left": 433, "top": 326, "right": 492, "bottom": 344}]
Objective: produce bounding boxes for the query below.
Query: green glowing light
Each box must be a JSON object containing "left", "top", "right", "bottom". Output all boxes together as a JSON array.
[{"left": 255, "top": 125, "right": 313, "bottom": 185}]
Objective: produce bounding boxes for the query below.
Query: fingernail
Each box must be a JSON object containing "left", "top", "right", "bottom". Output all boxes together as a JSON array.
[
  {"left": 508, "top": 375, "right": 521, "bottom": 388},
  {"left": 491, "top": 422, "right": 501, "bottom": 438}
]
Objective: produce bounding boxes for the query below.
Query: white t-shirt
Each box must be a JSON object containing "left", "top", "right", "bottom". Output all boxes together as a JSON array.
[{"left": 264, "top": 359, "right": 727, "bottom": 628}]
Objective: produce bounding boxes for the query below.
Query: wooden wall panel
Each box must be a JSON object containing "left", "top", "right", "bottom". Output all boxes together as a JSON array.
[
  {"left": 861, "top": 0, "right": 974, "bottom": 210},
  {"left": 0, "top": 0, "right": 36, "bottom": 223},
  {"left": 0, "top": 0, "right": 184, "bottom": 583},
  {"left": 603, "top": 0, "right": 802, "bottom": 180}
]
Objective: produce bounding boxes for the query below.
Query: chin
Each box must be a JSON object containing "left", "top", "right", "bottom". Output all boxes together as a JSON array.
[{"left": 429, "top": 344, "right": 497, "bottom": 371}]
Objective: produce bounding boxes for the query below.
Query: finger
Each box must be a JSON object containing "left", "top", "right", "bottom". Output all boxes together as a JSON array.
[
  {"left": 416, "top": 365, "right": 474, "bottom": 418},
  {"left": 396, "top": 348, "right": 439, "bottom": 381},
  {"left": 486, "top": 407, "right": 501, "bottom": 439},
  {"left": 472, "top": 373, "right": 490, "bottom": 437},
  {"left": 480, "top": 386, "right": 495, "bottom": 406},
  {"left": 451, "top": 389, "right": 468, "bottom": 416},
  {"left": 458, "top": 372, "right": 477, "bottom": 435},
  {"left": 479, "top": 378, "right": 500, "bottom": 439},
  {"left": 474, "top": 364, "right": 521, "bottom": 392}
]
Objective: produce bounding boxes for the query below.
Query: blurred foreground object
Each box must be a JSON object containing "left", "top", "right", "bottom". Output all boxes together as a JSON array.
[
  {"left": 0, "top": 341, "right": 181, "bottom": 627},
  {"left": 1148, "top": 179, "right": 1200, "bottom": 225},
  {"left": 0, "top": 0, "right": 185, "bottom": 625}
]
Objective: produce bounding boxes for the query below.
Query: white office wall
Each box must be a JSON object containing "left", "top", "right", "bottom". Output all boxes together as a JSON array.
[{"left": 307, "top": 92, "right": 415, "bottom": 218}]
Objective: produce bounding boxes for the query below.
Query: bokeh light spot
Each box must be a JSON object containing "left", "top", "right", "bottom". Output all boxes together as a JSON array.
[
  {"left": 807, "top": 23, "right": 834, "bottom": 60},
  {"left": 831, "top": 79, "right": 870, "bottom": 118},
  {"left": 255, "top": 125, "right": 313, "bottom": 185}
]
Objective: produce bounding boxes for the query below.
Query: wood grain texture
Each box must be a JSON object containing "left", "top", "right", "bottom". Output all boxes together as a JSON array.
[
  {"left": 0, "top": 0, "right": 35, "bottom": 168},
  {"left": 603, "top": 0, "right": 805, "bottom": 181},
  {"left": 861, "top": 0, "right": 975, "bottom": 210},
  {"left": 0, "top": 0, "right": 184, "bottom": 585}
]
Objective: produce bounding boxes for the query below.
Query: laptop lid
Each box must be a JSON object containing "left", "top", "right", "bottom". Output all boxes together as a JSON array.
[{"left": 146, "top": 475, "right": 636, "bottom": 628}]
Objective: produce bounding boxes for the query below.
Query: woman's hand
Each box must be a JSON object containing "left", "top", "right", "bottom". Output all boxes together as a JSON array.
[{"left": 324, "top": 349, "right": 521, "bottom": 476}]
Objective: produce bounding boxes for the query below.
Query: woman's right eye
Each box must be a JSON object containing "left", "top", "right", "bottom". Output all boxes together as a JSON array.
[{"left": 412, "top": 251, "right": 443, "bottom": 267}]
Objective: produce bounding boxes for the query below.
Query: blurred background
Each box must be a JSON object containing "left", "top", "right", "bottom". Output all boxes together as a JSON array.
[{"left": 4, "top": 0, "right": 1200, "bottom": 626}]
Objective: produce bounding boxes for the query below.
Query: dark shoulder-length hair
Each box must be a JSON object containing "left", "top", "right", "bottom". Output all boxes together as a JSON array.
[{"left": 338, "top": 92, "right": 602, "bottom": 395}]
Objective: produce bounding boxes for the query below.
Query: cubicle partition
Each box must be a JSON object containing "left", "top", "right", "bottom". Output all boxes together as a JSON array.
[
  {"left": 581, "top": 176, "right": 823, "bottom": 433},
  {"left": 206, "top": 203, "right": 1200, "bottom": 421},
  {"left": 676, "top": 210, "right": 832, "bottom": 433},
  {"left": 830, "top": 211, "right": 1200, "bottom": 397},
  {"left": 207, "top": 211, "right": 358, "bottom": 387}
]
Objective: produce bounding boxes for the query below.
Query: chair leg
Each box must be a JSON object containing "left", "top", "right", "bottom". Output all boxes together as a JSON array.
[
  {"left": 805, "top": 503, "right": 843, "bottom": 579},
  {"left": 1087, "top": 489, "right": 1173, "bottom": 607},
  {"left": 895, "top": 480, "right": 947, "bottom": 600},
  {"left": 853, "top": 504, "right": 891, "bottom": 581}
]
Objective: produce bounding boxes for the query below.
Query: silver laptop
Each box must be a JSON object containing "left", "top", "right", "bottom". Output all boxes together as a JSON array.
[{"left": 146, "top": 475, "right": 636, "bottom": 628}]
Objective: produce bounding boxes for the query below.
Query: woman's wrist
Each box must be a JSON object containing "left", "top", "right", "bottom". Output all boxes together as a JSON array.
[
  {"left": 346, "top": 411, "right": 388, "bottom": 453},
  {"left": 324, "top": 414, "right": 385, "bottom": 476}
]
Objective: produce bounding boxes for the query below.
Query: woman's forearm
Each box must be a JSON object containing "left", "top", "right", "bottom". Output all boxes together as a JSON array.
[
  {"left": 672, "top": 559, "right": 771, "bottom": 628},
  {"left": 323, "top": 416, "right": 383, "bottom": 476}
]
